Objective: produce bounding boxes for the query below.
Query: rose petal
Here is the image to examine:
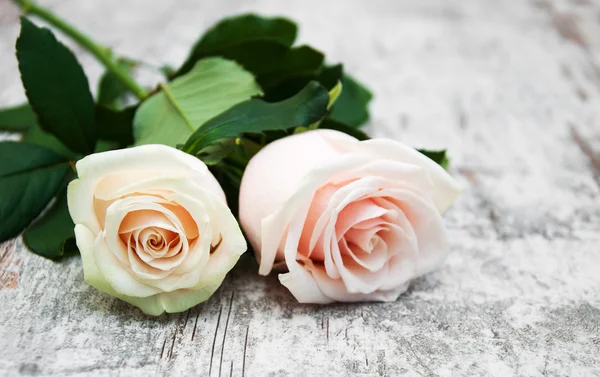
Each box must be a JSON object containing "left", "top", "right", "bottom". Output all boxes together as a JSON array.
[
  {"left": 188, "top": 192, "right": 247, "bottom": 290},
  {"left": 339, "top": 236, "right": 388, "bottom": 272},
  {"left": 324, "top": 134, "right": 462, "bottom": 213},
  {"left": 303, "top": 258, "right": 410, "bottom": 302},
  {"left": 371, "top": 188, "right": 449, "bottom": 276},
  {"left": 94, "top": 233, "right": 162, "bottom": 297},
  {"left": 335, "top": 199, "right": 389, "bottom": 237},
  {"left": 119, "top": 210, "right": 178, "bottom": 234}
]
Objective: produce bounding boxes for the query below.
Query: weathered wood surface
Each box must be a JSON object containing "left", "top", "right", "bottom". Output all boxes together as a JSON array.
[{"left": 1, "top": 0, "right": 600, "bottom": 376}]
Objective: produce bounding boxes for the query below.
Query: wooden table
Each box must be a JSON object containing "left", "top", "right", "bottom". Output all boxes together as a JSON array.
[{"left": 1, "top": 1, "right": 599, "bottom": 376}]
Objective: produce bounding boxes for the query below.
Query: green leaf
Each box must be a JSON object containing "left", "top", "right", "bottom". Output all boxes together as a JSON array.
[
  {"left": 196, "top": 138, "right": 237, "bottom": 165},
  {"left": 177, "top": 14, "right": 297, "bottom": 77},
  {"left": 16, "top": 17, "right": 96, "bottom": 155},
  {"left": 94, "top": 140, "right": 121, "bottom": 153},
  {"left": 180, "top": 40, "right": 323, "bottom": 91},
  {"left": 133, "top": 58, "right": 262, "bottom": 147},
  {"left": 209, "top": 164, "right": 243, "bottom": 218},
  {"left": 232, "top": 43, "right": 324, "bottom": 90},
  {"left": 23, "top": 188, "right": 77, "bottom": 260},
  {"left": 327, "top": 80, "right": 343, "bottom": 110},
  {"left": 305, "top": 80, "right": 343, "bottom": 131},
  {"left": 328, "top": 74, "right": 373, "bottom": 127},
  {"left": 22, "top": 124, "right": 76, "bottom": 159},
  {"left": 319, "top": 118, "right": 370, "bottom": 141},
  {"left": 0, "top": 142, "right": 70, "bottom": 241},
  {"left": 418, "top": 149, "right": 449, "bottom": 169},
  {"left": 96, "top": 105, "right": 136, "bottom": 146},
  {"left": 160, "top": 64, "right": 176, "bottom": 78},
  {"left": 183, "top": 81, "right": 329, "bottom": 155},
  {"left": 62, "top": 237, "right": 79, "bottom": 256},
  {"left": 97, "top": 59, "right": 135, "bottom": 109},
  {"left": 0, "top": 103, "right": 36, "bottom": 132},
  {"left": 264, "top": 64, "right": 343, "bottom": 102}
]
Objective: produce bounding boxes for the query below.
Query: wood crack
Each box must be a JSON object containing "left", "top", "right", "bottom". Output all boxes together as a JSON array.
[
  {"left": 191, "top": 311, "right": 200, "bottom": 341},
  {"left": 242, "top": 326, "right": 249, "bottom": 377},
  {"left": 218, "top": 291, "right": 235, "bottom": 377},
  {"left": 208, "top": 306, "right": 223, "bottom": 377},
  {"left": 159, "top": 338, "right": 167, "bottom": 360}
]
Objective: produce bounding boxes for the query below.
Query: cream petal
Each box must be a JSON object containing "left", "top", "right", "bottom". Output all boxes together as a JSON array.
[
  {"left": 76, "top": 225, "right": 167, "bottom": 315},
  {"left": 119, "top": 210, "right": 178, "bottom": 234},
  {"left": 190, "top": 192, "right": 247, "bottom": 290},
  {"left": 68, "top": 179, "right": 102, "bottom": 234},
  {"left": 94, "top": 232, "right": 162, "bottom": 297},
  {"left": 163, "top": 235, "right": 184, "bottom": 258},
  {"left": 143, "top": 237, "right": 189, "bottom": 272},
  {"left": 162, "top": 191, "right": 212, "bottom": 276},
  {"left": 159, "top": 202, "right": 199, "bottom": 240},
  {"left": 126, "top": 236, "right": 172, "bottom": 280},
  {"left": 75, "top": 144, "right": 226, "bottom": 202},
  {"left": 69, "top": 144, "right": 225, "bottom": 235},
  {"left": 104, "top": 196, "right": 187, "bottom": 266},
  {"left": 136, "top": 185, "right": 243, "bottom": 293},
  {"left": 75, "top": 225, "right": 113, "bottom": 294}
]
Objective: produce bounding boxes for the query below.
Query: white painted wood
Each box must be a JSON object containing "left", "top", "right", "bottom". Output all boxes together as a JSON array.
[{"left": 1, "top": 0, "right": 599, "bottom": 376}]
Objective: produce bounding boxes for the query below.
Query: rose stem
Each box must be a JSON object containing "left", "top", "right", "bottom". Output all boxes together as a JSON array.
[{"left": 13, "top": 0, "right": 149, "bottom": 101}]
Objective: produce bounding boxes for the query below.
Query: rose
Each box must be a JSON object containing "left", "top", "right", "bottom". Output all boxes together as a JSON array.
[
  {"left": 68, "top": 145, "right": 246, "bottom": 315},
  {"left": 239, "top": 130, "right": 461, "bottom": 303}
]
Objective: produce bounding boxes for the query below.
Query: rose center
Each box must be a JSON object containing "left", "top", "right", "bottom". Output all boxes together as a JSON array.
[{"left": 116, "top": 204, "right": 198, "bottom": 273}]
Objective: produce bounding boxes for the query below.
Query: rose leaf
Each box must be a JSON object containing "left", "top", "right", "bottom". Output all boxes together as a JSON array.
[
  {"left": 22, "top": 124, "right": 77, "bottom": 160},
  {"left": 418, "top": 149, "right": 450, "bottom": 169},
  {"left": 133, "top": 57, "right": 262, "bottom": 147},
  {"left": 176, "top": 14, "right": 298, "bottom": 77},
  {"left": 319, "top": 118, "right": 370, "bottom": 141},
  {"left": 16, "top": 17, "right": 96, "bottom": 155},
  {"left": 23, "top": 189, "right": 78, "bottom": 260},
  {"left": 0, "top": 103, "right": 36, "bottom": 132},
  {"left": 97, "top": 59, "right": 136, "bottom": 109},
  {"left": 182, "top": 81, "right": 329, "bottom": 156},
  {"left": 95, "top": 105, "right": 137, "bottom": 147},
  {"left": 328, "top": 74, "right": 373, "bottom": 128},
  {"left": 0, "top": 142, "right": 71, "bottom": 241}
]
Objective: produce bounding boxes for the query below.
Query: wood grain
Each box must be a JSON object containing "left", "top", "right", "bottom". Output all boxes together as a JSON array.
[{"left": 1, "top": 0, "right": 600, "bottom": 376}]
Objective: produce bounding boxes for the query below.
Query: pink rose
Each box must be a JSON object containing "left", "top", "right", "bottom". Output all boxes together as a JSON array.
[{"left": 239, "top": 129, "right": 461, "bottom": 303}]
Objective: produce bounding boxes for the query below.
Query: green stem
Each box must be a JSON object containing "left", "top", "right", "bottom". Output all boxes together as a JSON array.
[
  {"left": 14, "top": 0, "right": 149, "bottom": 100},
  {"left": 224, "top": 153, "right": 247, "bottom": 170}
]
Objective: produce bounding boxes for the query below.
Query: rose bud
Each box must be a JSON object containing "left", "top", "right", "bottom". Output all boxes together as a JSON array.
[
  {"left": 239, "top": 129, "right": 461, "bottom": 303},
  {"left": 68, "top": 145, "right": 246, "bottom": 315}
]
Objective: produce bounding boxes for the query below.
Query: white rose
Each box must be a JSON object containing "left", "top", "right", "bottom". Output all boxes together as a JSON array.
[
  {"left": 239, "top": 130, "right": 461, "bottom": 303},
  {"left": 68, "top": 144, "right": 246, "bottom": 315}
]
